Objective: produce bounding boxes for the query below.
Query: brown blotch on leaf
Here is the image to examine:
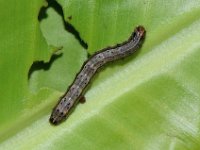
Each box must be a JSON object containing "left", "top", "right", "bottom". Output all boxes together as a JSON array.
[{"left": 68, "top": 15, "right": 72, "bottom": 20}]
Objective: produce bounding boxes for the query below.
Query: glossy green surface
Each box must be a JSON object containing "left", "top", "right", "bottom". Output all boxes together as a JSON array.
[{"left": 0, "top": 0, "right": 200, "bottom": 149}]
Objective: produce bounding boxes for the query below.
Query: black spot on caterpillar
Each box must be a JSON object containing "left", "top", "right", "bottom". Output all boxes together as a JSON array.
[{"left": 49, "top": 26, "right": 146, "bottom": 125}]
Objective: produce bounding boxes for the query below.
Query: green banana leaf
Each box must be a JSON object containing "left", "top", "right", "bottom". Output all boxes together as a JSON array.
[{"left": 0, "top": 0, "right": 200, "bottom": 149}]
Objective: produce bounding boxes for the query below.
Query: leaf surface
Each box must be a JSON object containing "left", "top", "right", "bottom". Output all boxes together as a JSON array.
[{"left": 0, "top": 0, "right": 200, "bottom": 150}]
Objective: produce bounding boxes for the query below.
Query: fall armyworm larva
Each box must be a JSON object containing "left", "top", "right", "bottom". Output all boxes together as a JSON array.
[{"left": 49, "top": 26, "right": 146, "bottom": 125}]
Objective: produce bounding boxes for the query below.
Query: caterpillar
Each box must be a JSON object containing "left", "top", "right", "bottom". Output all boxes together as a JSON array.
[{"left": 49, "top": 26, "right": 146, "bottom": 125}]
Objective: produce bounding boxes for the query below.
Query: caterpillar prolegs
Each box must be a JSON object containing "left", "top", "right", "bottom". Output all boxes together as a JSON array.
[{"left": 50, "top": 26, "right": 146, "bottom": 125}]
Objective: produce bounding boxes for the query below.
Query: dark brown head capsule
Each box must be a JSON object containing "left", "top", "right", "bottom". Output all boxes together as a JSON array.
[{"left": 136, "top": 26, "right": 146, "bottom": 38}]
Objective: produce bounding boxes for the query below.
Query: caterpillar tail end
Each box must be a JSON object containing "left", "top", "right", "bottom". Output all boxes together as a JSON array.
[{"left": 49, "top": 108, "right": 66, "bottom": 125}]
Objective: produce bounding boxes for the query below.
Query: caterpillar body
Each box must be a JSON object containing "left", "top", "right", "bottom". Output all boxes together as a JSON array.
[{"left": 50, "top": 26, "right": 146, "bottom": 125}]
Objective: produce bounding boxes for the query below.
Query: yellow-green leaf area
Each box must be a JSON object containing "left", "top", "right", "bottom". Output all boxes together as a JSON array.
[{"left": 1, "top": 0, "right": 200, "bottom": 150}]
